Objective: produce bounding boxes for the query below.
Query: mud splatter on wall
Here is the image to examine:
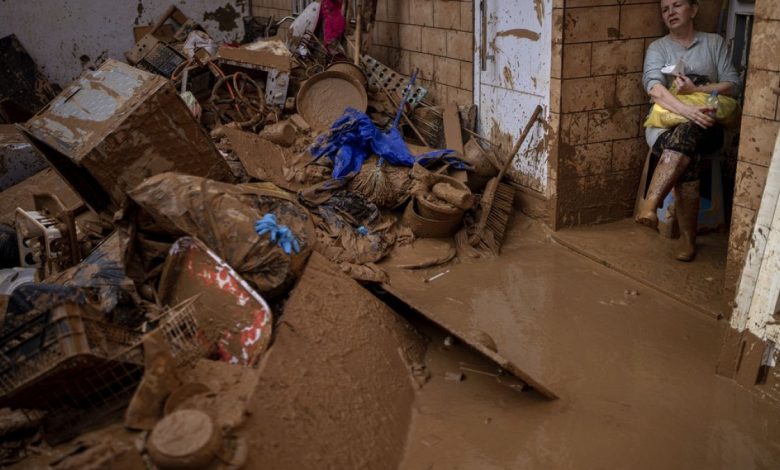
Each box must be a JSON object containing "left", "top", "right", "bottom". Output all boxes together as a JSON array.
[
  {"left": 0, "top": 0, "right": 247, "bottom": 87},
  {"left": 475, "top": 0, "right": 552, "bottom": 195}
]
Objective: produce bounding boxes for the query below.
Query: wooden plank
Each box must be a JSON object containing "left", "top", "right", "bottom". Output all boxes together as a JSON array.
[
  {"left": 442, "top": 103, "right": 467, "bottom": 183},
  {"left": 735, "top": 330, "right": 766, "bottom": 388},
  {"left": 443, "top": 103, "right": 464, "bottom": 156}
]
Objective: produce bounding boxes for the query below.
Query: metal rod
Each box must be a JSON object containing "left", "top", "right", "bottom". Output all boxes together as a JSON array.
[
  {"left": 354, "top": 0, "right": 363, "bottom": 65},
  {"left": 379, "top": 77, "right": 432, "bottom": 147}
]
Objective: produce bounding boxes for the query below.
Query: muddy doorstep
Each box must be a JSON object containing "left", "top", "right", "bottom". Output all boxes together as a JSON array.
[{"left": 243, "top": 253, "right": 426, "bottom": 470}]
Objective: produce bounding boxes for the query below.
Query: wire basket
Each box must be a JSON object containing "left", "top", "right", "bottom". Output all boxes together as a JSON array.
[
  {"left": 0, "top": 294, "right": 230, "bottom": 443},
  {"left": 0, "top": 303, "right": 142, "bottom": 402},
  {"left": 155, "top": 296, "right": 216, "bottom": 367}
]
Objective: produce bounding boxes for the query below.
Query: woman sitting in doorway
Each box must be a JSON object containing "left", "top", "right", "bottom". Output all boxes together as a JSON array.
[{"left": 637, "top": 0, "right": 741, "bottom": 261}]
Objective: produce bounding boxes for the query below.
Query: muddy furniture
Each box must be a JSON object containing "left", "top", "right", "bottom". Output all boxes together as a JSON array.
[
  {"left": 215, "top": 44, "right": 292, "bottom": 107},
  {"left": 18, "top": 59, "right": 232, "bottom": 216}
]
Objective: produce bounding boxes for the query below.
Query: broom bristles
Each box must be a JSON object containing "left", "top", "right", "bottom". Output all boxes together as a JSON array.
[
  {"left": 472, "top": 181, "right": 515, "bottom": 253},
  {"left": 352, "top": 161, "right": 396, "bottom": 206}
]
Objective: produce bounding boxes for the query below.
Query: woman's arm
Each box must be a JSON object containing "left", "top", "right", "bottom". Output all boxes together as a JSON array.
[
  {"left": 674, "top": 75, "right": 736, "bottom": 97},
  {"left": 649, "top": 83, "right": 715, "bottom": 129}
]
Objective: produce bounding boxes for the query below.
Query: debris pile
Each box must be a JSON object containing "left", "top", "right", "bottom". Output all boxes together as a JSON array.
[{"left": 0, "top": 3, "right": 543, "bottom": 467}]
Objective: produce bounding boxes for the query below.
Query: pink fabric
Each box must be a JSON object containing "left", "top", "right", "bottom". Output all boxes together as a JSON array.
[{"left": 321, "top": 0, "right": 346, "bottom": 45}]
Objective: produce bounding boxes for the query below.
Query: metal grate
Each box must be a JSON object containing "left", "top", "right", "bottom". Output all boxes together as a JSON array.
[
  {"left": 361, "top": 55, "right": 428, "bottom": 108},
  {"left": 138, "top": 43, "right": 185, "bottom": 78}
]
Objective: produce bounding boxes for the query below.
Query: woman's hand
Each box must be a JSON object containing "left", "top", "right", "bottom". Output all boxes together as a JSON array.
[
  {"left": 673, "top": 74, "right": 699, "bottom": 94},
  {"left": 678, "top": 104, "right": 715, "bottom": 128}
]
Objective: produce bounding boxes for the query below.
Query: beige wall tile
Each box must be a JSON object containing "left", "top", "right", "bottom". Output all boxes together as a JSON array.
[
  {"left": 588, "top": 106, "right": 642, "bottom": 142},
  {"left": 756, "top": 0, "right": 780, "bottom": 21},
  {"left": 461, "top": 1, "right": 474, "bottom": 32},
  {"left": 559, "top": 142, "right": 613, "bottom": 178},
  {"left": 374, "top": 21, "right": 399, "bottom": 48},
  {"left": 421, "top": 27, "right": 447, "bottom": 56},
  {"left": 564, "top": 6, "right": 620, "bottom": 43},
  {"left": 734, "top": 162, "right": 770, "bottom": 212},
  {"left": 460, "top": 60, "right": 474, "bottom": 91},
  {"left": 737, "top": 116, "right": 780, "bottom": 167},
  {"left": 750, "top": 19, "right": 780, "bottom": 72},
  {"left": 560, "top": 112, "right": 590, "bottom": 145},
  {"left": 612, "top": 137, "right": 648, "bottom": 171},
  {"left": 434, "top": 56, "right": 462, "bottom": 87},
  {"left": 447, "top": 30, "right": 473, "bottom": 62},
  {"left": 551, "top": 42, "right": 563, "bottom": 79},
  {"left": 399, "top": 24, "right": 422, "bottom": 52},
  {"left": 590, "top": 39, "right": 645, "bottom": 75},
  {"left": 561, "top": 76, "right": 616, "bottom": 112},
  {"left": 410, "top": 52, "right": 435, "bottom": 80},
  {"left": 410, "top": 0, "right": 435, "bottom": 26},
  {"left": 615, "top": 72, "right": 647, "bottom": 106},
  {"left": 550, "top": 78, "right": 561, "bottom": 113},
  {"left": 562, "top": 43, "right": 591, "bottom": 79},
  {"left": 743, "top": 69, "right": 780, "bottom": 120},
  {"left": 434, "top": 0, "right": 460, "bottom": 29},
  {"left": 387, "top": 0, "right": 411, "bottom": 23},
  {"left": 619, "top": 3, "right": 666, "bottom": 39}
]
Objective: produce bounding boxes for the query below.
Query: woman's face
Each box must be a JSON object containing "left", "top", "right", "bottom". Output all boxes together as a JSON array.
[{"left": 660, "top": 0, "right": 698, "bottom": 31}]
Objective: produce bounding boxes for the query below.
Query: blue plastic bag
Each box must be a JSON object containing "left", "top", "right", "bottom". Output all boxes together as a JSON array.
[{"left": 310, "top": 108, "right": 469, "bottom": 179}]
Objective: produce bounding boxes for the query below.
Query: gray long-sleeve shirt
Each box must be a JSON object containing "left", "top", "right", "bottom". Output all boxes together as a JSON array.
[{"left": 642, "top": 31, "right": 742, "bottom": 147}]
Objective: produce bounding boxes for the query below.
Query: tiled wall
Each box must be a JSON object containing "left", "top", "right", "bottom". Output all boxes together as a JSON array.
[
  {"left": 368, "top": 0, "right": 474, "bottom": 104},
  {"left": 552, "top": 0, "right": 720, "bottom": 228},
  {"left": 251, "top": 0, "right": 291, "bottom": 19},
  {"left": 723, "top": 1, "right": 780, "bottom": 317},
  {"left": 250, "top": 0, "right": 475, "bottom": 105}
]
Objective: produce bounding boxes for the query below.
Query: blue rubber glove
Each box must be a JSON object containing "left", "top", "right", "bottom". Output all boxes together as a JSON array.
[{"left": 254, "top": 213, "right": 301, "bottom": 255}]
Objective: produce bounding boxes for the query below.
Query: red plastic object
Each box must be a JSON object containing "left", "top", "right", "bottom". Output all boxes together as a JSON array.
[{"left": 158, "top": 237, "right": 272, "bottom": 366}]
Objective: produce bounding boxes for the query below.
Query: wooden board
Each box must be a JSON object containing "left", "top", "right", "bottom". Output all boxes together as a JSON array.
[{"left": 442, "top": 103, "right": 467, "bottom": 183}]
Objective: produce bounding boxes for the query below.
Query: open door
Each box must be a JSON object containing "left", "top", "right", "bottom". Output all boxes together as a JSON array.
[{"left": 474, "top": 0, "right": 552, "bottom": 194}]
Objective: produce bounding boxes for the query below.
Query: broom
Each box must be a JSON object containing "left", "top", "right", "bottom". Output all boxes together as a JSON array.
[
  {"left": 470, "top": 104, "right": 543, "bottom": 254},
  {"left": 353, "top": 69, "right": 419, "bottom": 200}
]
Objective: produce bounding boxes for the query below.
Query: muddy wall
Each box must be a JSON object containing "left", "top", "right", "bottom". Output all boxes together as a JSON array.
[
  {"left": 550, "top": 0, "right": 720, "bottom": 228},
  {"left": 0, "top": 0, "right": 248, "bottom": 88},
  {"left": 251, "top": 0, "right": 475, "bottom": 105},
  {"left": 724, "top": 1, "right": 780, "bottom": 318}
]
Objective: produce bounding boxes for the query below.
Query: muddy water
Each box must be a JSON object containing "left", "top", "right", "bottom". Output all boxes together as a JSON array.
[{"left": 390, "top": 216, "right": 780, "bottom": 469}]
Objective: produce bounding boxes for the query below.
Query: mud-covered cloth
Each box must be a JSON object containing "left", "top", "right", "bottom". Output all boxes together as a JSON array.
[
  {"left": 129, "top": 174, "right": 315, "bottom": 297},
  {"left": 650, "top": 121, "right": 724, "bottom": 182}
]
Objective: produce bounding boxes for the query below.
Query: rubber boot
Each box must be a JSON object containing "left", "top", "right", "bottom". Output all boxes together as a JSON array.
[
  {"left": 635, "top": 150, "right": 690, "bottom": 229},
  {"left": 674, "top": 180, "right": 699, "bottom": 262}
]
